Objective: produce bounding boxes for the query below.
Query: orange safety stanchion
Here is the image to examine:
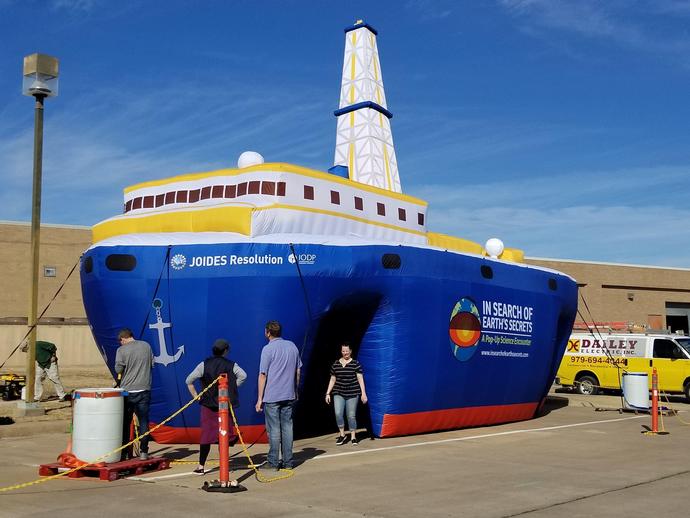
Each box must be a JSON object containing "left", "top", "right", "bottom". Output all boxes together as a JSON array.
[
  {"left": 202, "top": 373, "right": 246, "bottom": 493},
  {"left": 218, "top": 373, "right": 230, "bottom": 486},
  {"left": 651, "top": 368, "right": 659, "bottom": 433}
]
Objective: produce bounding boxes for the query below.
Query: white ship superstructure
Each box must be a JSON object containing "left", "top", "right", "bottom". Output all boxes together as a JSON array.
[{"left": 93, "top": 163, "right": 427, "bottom": 245}]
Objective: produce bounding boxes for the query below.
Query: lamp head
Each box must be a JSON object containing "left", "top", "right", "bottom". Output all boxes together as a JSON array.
[{"left": 23, "top": 53, "right": 59, "bottom": 98}]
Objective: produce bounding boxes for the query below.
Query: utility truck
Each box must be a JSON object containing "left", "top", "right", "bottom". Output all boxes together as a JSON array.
[{"left": 556, "top": 332, "right": 690, "bottom": 400}]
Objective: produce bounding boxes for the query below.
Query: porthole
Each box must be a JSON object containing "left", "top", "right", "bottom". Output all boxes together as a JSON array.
[
  {"left": 83, "top": 256, "right": 93, "bottom": 273},
  {"left": 382, "top": 253, "right": 401, "bottom": 269},
  {"left": 481, "top": 265, "right": 493, "bottom": 279},
  {"left": 548, "top": 278, "right": 557, "bottom": 291},
  {"left": 105, "top": 254, "right": 137, "bottom": 271}
]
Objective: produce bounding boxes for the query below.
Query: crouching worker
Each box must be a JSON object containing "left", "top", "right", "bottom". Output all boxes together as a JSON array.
[
  {"left": 186, "top": 339, "right": 247, "bottom": 481},
  {"left": 25, "top": 340, "right": 68, "bottom": 402}
]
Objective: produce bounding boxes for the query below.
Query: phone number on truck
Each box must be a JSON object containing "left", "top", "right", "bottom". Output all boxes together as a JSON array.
[{"left": 569, "top": 356, "right": 627, "bottom": 366}]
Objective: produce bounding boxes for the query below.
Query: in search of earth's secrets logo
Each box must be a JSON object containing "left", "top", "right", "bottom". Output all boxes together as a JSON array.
[
  {"left": 449, "top": 297, "right": 482, "bottom": 361},
  {"left": 170, "top": 254, "right": 187, "bottom": 270}
]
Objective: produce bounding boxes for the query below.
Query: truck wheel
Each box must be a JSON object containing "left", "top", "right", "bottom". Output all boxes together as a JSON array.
[
  {"left": 684, "top": 383, "right": 690, "bottom": 403},
  {"left": 576, "top": 375, "right": 599, "bottom": 396}
]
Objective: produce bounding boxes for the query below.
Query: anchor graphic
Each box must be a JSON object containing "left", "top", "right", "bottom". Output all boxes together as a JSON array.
[{"left": 149, "top": 298, "right": 184, "bottom": 366}]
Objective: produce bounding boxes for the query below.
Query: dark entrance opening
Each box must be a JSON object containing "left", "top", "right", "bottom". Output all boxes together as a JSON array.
[
  {"left": 294, "top": 292, "right": 381, "bottom": 439},
  {"left": 667, "top": 315, "right": 689, "bottom": 335}
]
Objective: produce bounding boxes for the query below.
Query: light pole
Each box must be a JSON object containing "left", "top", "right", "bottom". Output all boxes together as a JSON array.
[{"left": 18, "top": 53, "right": 59, "bottom": 416}]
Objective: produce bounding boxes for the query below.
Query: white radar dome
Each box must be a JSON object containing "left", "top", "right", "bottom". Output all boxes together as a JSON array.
[
  {"left": 237, "top": 151, "right": 264, "bottom": 168},
  {"left": 485, "top": 238, "right": 505, "bottom": 259}
]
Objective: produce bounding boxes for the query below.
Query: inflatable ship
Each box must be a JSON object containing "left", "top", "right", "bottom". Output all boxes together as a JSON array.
[{"left": 80, "top": 21, "right": 578, "bottom": 443}]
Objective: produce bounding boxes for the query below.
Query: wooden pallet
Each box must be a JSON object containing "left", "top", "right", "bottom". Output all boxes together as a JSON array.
[{"left": 39, "top": 456, "right": 170, "bottom": 481}]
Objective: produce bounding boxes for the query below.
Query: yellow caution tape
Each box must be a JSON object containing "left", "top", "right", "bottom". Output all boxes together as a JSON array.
[{"left": 0, "top": 376, "right": 221, "bottom": 492}]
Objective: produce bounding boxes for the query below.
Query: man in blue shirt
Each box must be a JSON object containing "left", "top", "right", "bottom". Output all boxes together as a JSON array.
[{"left": 255, "top": 320, "right": 302, "bottom": 470}]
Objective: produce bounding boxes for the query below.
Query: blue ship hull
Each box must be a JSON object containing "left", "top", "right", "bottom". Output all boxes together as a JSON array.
[{"left": 81, "top": 240, "right": 577, "bottom": 442}]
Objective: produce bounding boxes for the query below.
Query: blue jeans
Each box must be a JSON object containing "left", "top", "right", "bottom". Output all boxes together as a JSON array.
[
  {"left": 264, "top": 400, "right": 294, "bottom": 468},
  {"left": 333, "top": 395, "right": 358, "bottom": 431},
  {"left": 123, "top": 390, "right": 151, "bottom": 454}
]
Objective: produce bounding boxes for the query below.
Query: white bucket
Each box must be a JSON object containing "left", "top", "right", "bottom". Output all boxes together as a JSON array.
[
  {"left": 72, "top": 388, "right": 125, "bottom": 463},
  {"left": 622, "top": 372, "right": 649, "bottom": 410}
]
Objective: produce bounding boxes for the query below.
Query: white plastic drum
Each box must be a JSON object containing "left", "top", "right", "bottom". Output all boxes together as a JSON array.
[
  {"left": 72, "top": 388, "right": 125, "bottom": 463},
  {"left": 622, "top": 372, "right": 649, "bottom": 410}
]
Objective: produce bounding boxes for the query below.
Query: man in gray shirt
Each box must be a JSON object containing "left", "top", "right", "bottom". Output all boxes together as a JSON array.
[{"left": 115, "top": 328, "right": 154, "bottom": 460}]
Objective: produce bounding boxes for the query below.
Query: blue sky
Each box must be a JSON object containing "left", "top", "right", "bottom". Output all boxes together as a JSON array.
[{"left": 1, "top": 0, "right": 689, "bottom": 267}]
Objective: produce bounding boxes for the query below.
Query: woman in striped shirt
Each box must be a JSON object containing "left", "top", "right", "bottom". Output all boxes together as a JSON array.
[{"left": 325, "top": 343, "right": 368, "bottom": 445}]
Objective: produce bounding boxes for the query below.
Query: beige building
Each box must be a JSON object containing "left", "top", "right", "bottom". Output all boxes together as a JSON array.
[
  {"left": 0, "top": 221, "right": 94, "bottom": 368},
  {"left": 1, "top": 221, "right": 689, "bottom": 369},
  {"left": 0, "top": 221, "right": 90, "bottom": 320},
  {"left": 525, "top": 258, "right": 690, "bottom": 335}
]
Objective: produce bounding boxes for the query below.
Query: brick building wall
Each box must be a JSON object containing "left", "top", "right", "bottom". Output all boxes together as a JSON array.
[
  {"left": 0, "top": 221, "right": 91, "bottom": 320},
  {"left": 526, "top": 257, "right": 690, "bottom": 333}
]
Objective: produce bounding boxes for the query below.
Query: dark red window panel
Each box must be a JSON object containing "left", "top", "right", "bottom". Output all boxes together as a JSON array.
[
  {"left": 262, "top": 181, "right": 275, "bottom": 195},
  {"left": 377, "top": 202, "right": 386, "bottom": 216},
  {"left": 212, "top": 185, "right": 224, "bottom": 198},
  {"left": 201, "top": 186, "right": 212, "bottom": 200},
  {"left": 418, "top": 212, "right": 425, "bottom": 225},
  {"left": 154, "top": 194, "right": 165, "bottom": 208},
  {"left": 248, "top": 181, "right": 260, "bottom": 194},
  {"left": 225, "top": 185, "right": 236, "bottom": 198},
  {"left": 398, "top": 208, "right": 406, "bottom": 221},
  {"left": 277, "top": 181, "right": 286, "bottom": 196},
  {"left": 177, "top": 190, "right": 188, "bottom": 203},
  {"left": 304, "top": 185, "right": 314, "bottom": 200},
  {"left": 189, "top": 189, "right": 200, "bottom": 203},
  {"left": 354, "top": 196, "right": 363, "bottom": 210},
  {"left": 125, "top": 200, "right": 133, "bottom": 212},
  {"left": 132, "top": 197, "right": 143, "bottom": 210},
  {"left": 330, "top": 190, "right": 340, "bottom": 205},
  {"left": 237, "top": 182, "right": 248, "bottom": 196},
  {"left": 143, "top": 196, "right": 154, "bottom": 209},
  {"left": 165, "top": 192, "right": 176, "bottom": 204}
]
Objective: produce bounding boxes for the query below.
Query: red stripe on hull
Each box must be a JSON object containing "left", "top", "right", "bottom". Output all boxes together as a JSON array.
[
  {"left": 380, "top": 402, "right": 539, "bottom": 437},
  {"left": 150, "top": 424, "right": 267, "bottom": 444}
]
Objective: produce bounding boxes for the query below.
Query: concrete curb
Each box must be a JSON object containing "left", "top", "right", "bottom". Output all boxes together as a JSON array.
[{"left": 0, "top": 419, "right": 70, "bottom": 439}]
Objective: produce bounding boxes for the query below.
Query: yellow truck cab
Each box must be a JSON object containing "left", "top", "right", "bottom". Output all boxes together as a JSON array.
[{"left": 556, "top": 332, "right": 690, "bottom": 400}]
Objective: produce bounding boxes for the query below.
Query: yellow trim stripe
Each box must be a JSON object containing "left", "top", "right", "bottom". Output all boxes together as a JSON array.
[
  {"left": 382, "top": 143, "right": 393, "bottom": 191},
  {"left": 92, "top": 205, "right": 253, "bottom": 243},
  {"left": 348, "top": 144, "right": 355, "bottom": 180},
  {"left": 426, "top": 232, "right": 524, "bottom": 263},
  {"left": 124, "top": 163, "right": 427, "bottom": 206}
]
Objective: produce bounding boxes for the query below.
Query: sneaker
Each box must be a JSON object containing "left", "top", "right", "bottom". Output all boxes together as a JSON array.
[
  {"left": 139, "top": 452, "right": 149, "bottom": 460},
  {"left": 336, "top": 435, "right": 347, "bottom": 446},
  {"left": 192, "top": 467, "right": 205, "bottom": 475},
  {"left": 58, "top": 395, "right": 71, "bottom": 402},
  {"left": 351, "top": 437, "right": 358, "bottom": 446}
]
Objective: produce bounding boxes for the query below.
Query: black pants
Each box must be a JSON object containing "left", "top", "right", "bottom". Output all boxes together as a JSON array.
[{"left": 122, "top": 390, "right": 151, "bottom": 455}]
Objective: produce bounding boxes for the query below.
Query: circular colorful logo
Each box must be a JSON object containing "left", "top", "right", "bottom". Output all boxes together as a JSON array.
[{"left": 449, "top": 298, "right": 482, "bottom": 361}]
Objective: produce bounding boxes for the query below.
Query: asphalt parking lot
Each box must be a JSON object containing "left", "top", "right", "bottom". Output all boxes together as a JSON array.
[{"left": 1, "top": 389, "right": 689, "bottom": 518}]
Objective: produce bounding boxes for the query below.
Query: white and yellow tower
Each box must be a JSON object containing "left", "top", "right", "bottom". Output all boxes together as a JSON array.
[{"left": 333, "top": 20, "right": 401, "bottom": 193}]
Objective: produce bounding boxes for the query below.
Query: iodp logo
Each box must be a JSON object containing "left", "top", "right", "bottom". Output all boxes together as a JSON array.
[
  {"left": 288, "top": 252, "right": 316, "bottom": 265},
  {"left": 449, "top": 297, "right": 482, "bottom": 361},
  {"left": 170, "top": 254, "right": 187, "bottom": 270}
]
